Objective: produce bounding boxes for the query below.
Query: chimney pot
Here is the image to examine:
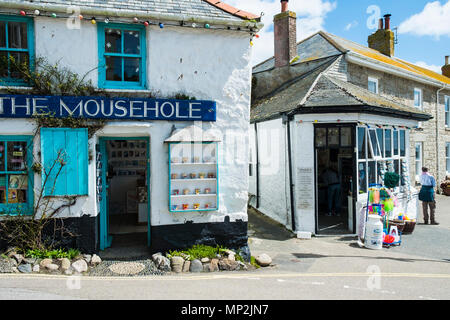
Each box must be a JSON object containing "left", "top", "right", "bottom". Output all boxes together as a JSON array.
[
  {"left": 281, "top": 0, "right": 289, "bottom": 12},
  {"left": 384, "top": 14, "right": 391, "bottom": 30},
  {"left": 446, "top": 55, "right": 449, "bottom": 66},
  {"left": 378, "top": 18, "right": 384, "bottom": 30}
]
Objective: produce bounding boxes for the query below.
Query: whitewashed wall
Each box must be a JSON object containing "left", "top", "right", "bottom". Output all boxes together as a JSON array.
[{"left": 1, "top": 19, "right": 253, "bottom": 227}]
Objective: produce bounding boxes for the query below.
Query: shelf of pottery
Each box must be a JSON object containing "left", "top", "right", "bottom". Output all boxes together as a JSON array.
[{"left": 168, "top": 142, "right": 218, "bottom": 212}]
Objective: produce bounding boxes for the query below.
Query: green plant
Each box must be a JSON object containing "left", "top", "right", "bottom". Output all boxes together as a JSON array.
[
  {"left": 167, "top": 244, "right": 230, "bottom": 261},
  {"left": 25, "top": 247, "right": 80, "bottom": 260},
  {"left": 250, "top": 256, "right": 260, "bottom": 269}
]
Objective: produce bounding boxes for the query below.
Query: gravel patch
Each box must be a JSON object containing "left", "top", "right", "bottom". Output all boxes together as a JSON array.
[{"left": 88, "top": 259, "right": 165, "bottom": 277}]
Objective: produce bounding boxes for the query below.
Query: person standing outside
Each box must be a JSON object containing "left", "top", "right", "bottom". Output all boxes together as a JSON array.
[{"left": 419, "top": 167, "right": 439, "bottom": 225}]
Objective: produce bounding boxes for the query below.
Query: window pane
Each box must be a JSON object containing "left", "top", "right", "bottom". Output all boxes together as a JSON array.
[
  {"left": 340, "top": 127, "right": 352, "bottom": 147},
  {"left": 124, "top": 58, "right": 140, "bottom": 82},
  {"left": 315, "top": 128, "right": 326, "bottom": 148},
  {"left": 328, "top": 128, "right": 339, "bottom": 146},
  {"left": 0, "top": 174, "right": 6, "bottom": 204},
  {"left": 385, "top": 129, "right": 392, "bottom": 157},
  {"left": 400, "top": 130, "right": 406, "bottom": 157},
  {"left": 368, "top": 80, "right": 377, "bottom": 93},
  {"left": 358, "top": 127, "right": 366, "bottom": 159},
  {"left": 0, "top": 141, "right": 4, "bottom": 170},
  {"left": 10, "top": 52, "right": 28, "bottom": 79},
  {"left": 414, "top": 90, "right": 421, "bottom": 107},
  {"left": 393, "top": 130, "right": 399, "bottom": 156},
  {"left": 415, "top": 143, "right": 422, "bottom": 176},
  {"left": 105, "top": 28, "right": 121, "bottom": 53},
  {"left": 8, "top": 22, "right": 28, "bottom": 49},
  {"left": 394, "top": 160, "right": 399, "bottom": 186},
  {"left": 377, "top": 160, "right": 385, "bottom": 184},
  {"left": 368, "top": 161, "right": 376, "bottom": 186},
  {"left": 446, "top": 143, "right": 450, "bottom": 174},
  {"left": 124, "top": 30, "right": 140, "bottom": 54},
  {"left": 0, "top": 52, "right": 8, "bottom": 77},
  {"left": 106, "top": 56, "right": 122, "bottom": 81},
  {"left": 358, "top": 162, "right": 367, "bottom": 194},
  {"left": 369, "top": 129, "right": 379, "bottom": 157},
  {"left": 8, "top": 174, "right": 28, "bottom": 203},
  {"left": 7, "top": 141, "right": 27, "bottom": 171},
  {"left": 376, "top": 129, "right": 384, "bottom": 157},
  {"left": 0, "top": 22, "right": 6, "bottom": 48}
]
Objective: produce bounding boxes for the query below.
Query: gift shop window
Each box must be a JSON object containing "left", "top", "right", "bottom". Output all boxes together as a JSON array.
[
  {"left": 0, "top": 15, "right": 34, "bottom": 86},
  {"left": 98, "top": 23, "right": 146, "bottom": 90},
  {"left": 0, "top": 136, "right": 33, "bottom": 214},
  {"left": 357, "top": 127, "right": 407, "bottom": 195}
]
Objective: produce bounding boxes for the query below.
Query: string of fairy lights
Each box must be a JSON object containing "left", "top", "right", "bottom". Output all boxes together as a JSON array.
[
  {"left": 7, "top": 9, "right": 261, "bottom": 46},
  {"left": 296, "top": 119, "right": 420, "bottom": 130}
]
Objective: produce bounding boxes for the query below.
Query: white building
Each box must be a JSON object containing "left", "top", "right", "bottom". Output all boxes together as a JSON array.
[
  {"left": 0, "top": 0, "right": 262, "bottom": 254},
  {"left": 249, "top": 3, "right": 445, "bottom": 237}
]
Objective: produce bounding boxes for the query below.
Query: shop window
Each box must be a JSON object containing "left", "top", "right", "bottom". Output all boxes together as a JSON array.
[
  {"left": 384, "top": 129, "right": 392, "bottom": 158},
  {"left": 327, "top": 128, "right": 339, "bottom": 147},
  {"left": 445, "top": 96, "right": 449, "bottom": 128},
  {"left": 399, "top": 130, "right": 406, "bottom": 157},
  {"left": 376, "top": 128, "right": 384, "bottom": 157},
  {"left": 368, "top": 129, "right": 380, "bottom": 158},
  {"left": 340, "top": 127, "right": 352, "bottom": 147},
  {"left": 315, "top": 128, "right": 326, "bottom": 148},
  {"left": 357, "top": 127, "right": 366, "bottom": 160},
  {"left": 393, "top": 130, "right": 399, "bottom": 156},
  {"left": 0, "top": 136, "right": 33, "bottom": 214},
  {"left": 368, "top": 161, "right": 376, "bottom": 185},
  {"left": 98, "top": 23, "right": 146, "bottom": 90},
  {"left": 358, "top": 162, "right": 367, "bottom": 194},
  {"left": 0, "top": 15, "right": 34, "bottom": 86},
  {"left": 40, "top": 128, "right": 88, "bottom": 196}
]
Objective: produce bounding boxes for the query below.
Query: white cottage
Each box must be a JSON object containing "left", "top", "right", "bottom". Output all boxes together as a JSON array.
[
  {"left": 0, "top": 0, "right": 262, "bottom": 253},
  {"left": 250, "top": 2, "right": 438, "bottom": 237}
]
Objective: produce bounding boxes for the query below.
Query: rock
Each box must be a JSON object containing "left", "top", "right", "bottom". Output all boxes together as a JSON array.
[
  {"left": 155, "top": 256, "right": 171, "bottom": 272},
  {"left": 170, "top": 256, "right": 185, "bottom": 273},
  {"left": 11, "top": 267, "right": 19, "bottom": 273},
  {"left": 5, "top": 248, "right": 17, "bottom": 258},
  {"left": 238, "top": 245, "right": 251, "bottom": 263},
  {"left": 256, "top": 254, "right": 272, "bottom": 267},
  {"left": 83, "top": 254, "right": 92, "bottom": 263},
  {"left": 12, "top": 253, "right": 24, "bottom": 264},
  {"left": 0, "top": 259, "right": 15, "bottom": 273},
  {"left": 237, "top": 261, "right": 248, "bottom": 271},
  {"left": 151, "top": 252, "right": 163, "bottom": 262},
  {"left": 64, "top": 268, "right": 74, "bottom": 276},
  {"left": 228, "top": 253, "right": 235, "bottom": 261},
  {"left": 60, "top": 258, "right": 71, "bottom": 271},
  {"left": 218, "top": 258, "right": 239, "bottom": 271},
  {"left": 23, "top": 257, "right": 37, "bottom": 265},
  {"left": 71, "top": 259, "right": 88, "bottom": 273},
  {"left": 18, "top": 263, "right": 32, "bottom": 273},
  {"left": 32, "top": 265, "right": 40, "bottom": 273},
  {"left": 39, "top": 258, "right": 53, "bottom": 269},
  {"left": 91, "top": 254, "right": 102, "bottom": 266},
  {"left": 200, "top": 257, "right": 210, "bottom": 263},
  {"left": 209, "top": 259, "right": 219, "bottom": 272},
  {"left": 46, "top": 263, "right": 59, "bottom": 271},
  {"left": 182, "top": 260, "right": 191, "bottom": 273},
  {"left": 189, "top": 259, "right": 203, "bottom": 272}
]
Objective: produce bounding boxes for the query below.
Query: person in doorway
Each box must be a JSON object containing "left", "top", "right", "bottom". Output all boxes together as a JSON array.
[
  {"left": 419, "top": 167, "right": 439, "bottom": 225},
  {"left": 322, "top": 165, "right": 341, "bottom": 217}
]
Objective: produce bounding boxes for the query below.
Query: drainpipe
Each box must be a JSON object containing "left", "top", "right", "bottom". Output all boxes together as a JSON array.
[
  {"left": 254, "top": 123, "right": 260, "bottom": 208},
  {"left": 436, "top": 84, "right": 448, "bottom": 191},
  {"left": 282, "top": 114, "right": 296, "bottom": 232}
]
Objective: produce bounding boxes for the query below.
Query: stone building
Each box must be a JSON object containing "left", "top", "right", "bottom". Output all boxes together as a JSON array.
[
  {"left": 249, "top": 1, "right": 449, "bottom": 237},
  {"left": 0, "top": 0, "right": 262, "bottom": 253}
]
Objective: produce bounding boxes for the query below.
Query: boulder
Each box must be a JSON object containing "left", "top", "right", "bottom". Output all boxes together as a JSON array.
[
  {"left": 83, "top": 254, "right": 92, "bottom": 264},
  {"left": 156, "top": 256, "right": 171, "bottom": 272},
  {"left": 218, "top": 258, "right": 239, "bottom": 271},
  {"left": 32, "top": 265, "right": 40, "bottom": 273},
  {"left": 256, "top": 254, "right": 272, "bottom": 267},
  {"left": 71, "top": 259, "right": 88, "bottom": 273},
  {"left": 12, "top": 253, "right": 24, "bottom": 265},
  {"left": 189, "top": 259, "right": 203, "bottom": 272},
  {"left": 209, "top": 259, "right": 219, "bottom": 272},
  {"left": 91, "top": 254, "right": 102, "bottom": 266},
  {"left": 170, "top": 256, "right": 185, "bottom": 273},
  {"left": 46, "top": 263, "right": 60, "bottom": 271},
  {"left": 39, "top": 258, "right": 53, "bottom": 269},
  {"left": 182, "top": 260, "right": 191, "bottom": 273},
  {"left": 60, "top": 258, "right": 71, "bottom": 271},
  {"left": 18, "top": 264, "right": 32, "bottom": 273},
  {"left": 200, "top": 257, "right": 210, "bottom": 263}
]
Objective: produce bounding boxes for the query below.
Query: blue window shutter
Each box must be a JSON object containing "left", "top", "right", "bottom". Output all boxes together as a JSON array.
[{"left": 41, "top": 128, "right": 88, "bottom": 196}]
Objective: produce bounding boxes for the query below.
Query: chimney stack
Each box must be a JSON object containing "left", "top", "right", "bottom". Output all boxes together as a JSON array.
[
  {"left": 442, "top": 55, "right": 450, "bottom": 78},
  {"left": 274, "top": 0, "right": 297, "bottom": 68},
  {"left": 368, "top": 13, "right": 395, "bottom": 57}
]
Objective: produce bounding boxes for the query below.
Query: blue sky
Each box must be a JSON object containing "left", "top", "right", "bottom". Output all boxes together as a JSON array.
[{"left": 228, "top": 0, "right": 450, "bottom": 71}]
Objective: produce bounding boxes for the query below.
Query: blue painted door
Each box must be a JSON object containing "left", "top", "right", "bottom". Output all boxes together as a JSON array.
[{"left": 99, "top": 139, "right": 112, "bottom": 250}]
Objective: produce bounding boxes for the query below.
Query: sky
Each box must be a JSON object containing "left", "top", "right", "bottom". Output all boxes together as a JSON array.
[{"left": 227, "top": 0, "right": 450, "bottom": 72}]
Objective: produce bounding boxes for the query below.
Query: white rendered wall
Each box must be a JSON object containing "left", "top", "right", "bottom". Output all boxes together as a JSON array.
[{"left": 1, "top": 21, "right": 253, "bottom": 227}]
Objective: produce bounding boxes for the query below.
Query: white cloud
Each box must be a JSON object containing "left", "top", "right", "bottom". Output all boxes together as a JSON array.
[
  {"left": 414, "top": 61, "right": 443, "bottom": 74},
  {"left": 226, "top": 0, "right": 337, "bottom": 65},
  {"left": 345, "top": 21, "right": 359, "bottom": 31},
  {"left": 398, "top": 1, "right": 450, "bottom": 38}
]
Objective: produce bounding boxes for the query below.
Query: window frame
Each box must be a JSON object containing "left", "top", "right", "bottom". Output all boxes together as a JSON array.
[
  {"left": 414, "top": 88, "right": 423, "bottom": 110},
  {"left": 368, "top": 77, "right": 379, "bottom": 94},
  {"left": 0, "top": 135, "right": 34, "bottom": 215},
  {"left": 445, "top": 95, "right": 449, "bottom": 128},
  {"left": 446, "top": 142, "right": 450, "bottom": 176},
  {"left": 0, "top": 15, "right": 35, "bottom": 87},
  {"left": 415, "top": 142, "right": 423, "bottom": 183},
  {"left": 97, "top": 22, "right": 147, "bottom": 90}
]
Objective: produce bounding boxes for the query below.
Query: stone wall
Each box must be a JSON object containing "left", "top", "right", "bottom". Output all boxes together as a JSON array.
[{"left": 346, "top": 62, "right": 450, "bottom": 187}]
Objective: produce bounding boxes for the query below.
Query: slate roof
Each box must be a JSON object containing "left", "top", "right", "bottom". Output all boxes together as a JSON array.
[
  {"left": 251, "top": 57, "right": 432, "bottom": 123},
  {"left": 1, "top": 0, "right": 259, "bottom": 22},
  {"left": 254, "top": 31, "right": 450, "bottom": 86}
]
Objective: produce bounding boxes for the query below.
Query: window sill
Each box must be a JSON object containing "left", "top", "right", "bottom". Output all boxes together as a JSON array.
[{"left": 0, "top": 85, "right": 33, "bottom": 91}]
